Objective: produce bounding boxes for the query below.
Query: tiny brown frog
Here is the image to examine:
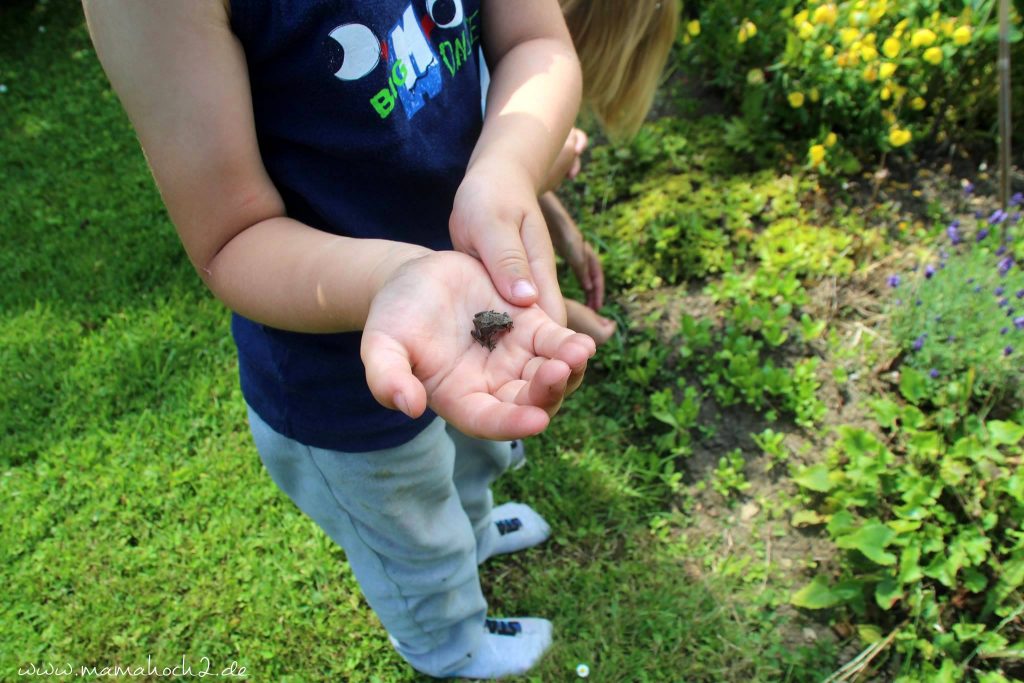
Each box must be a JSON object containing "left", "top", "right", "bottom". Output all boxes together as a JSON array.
[{"left": 471, "top": 310, "right": 513, "bottom": 351}]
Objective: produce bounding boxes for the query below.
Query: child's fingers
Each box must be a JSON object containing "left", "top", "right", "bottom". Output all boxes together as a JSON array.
[
  {"left": 360, "top": 331, "right": 427, "bottom": 418},
  {"left": 531, "top": 321, "right": 596, "bottom": 369},
  {"left": 446, "top": 393, "right": 551, "bottom": 440},
  {"left": 572, "top": 128, "right": 589, "bottom": 154},
  {"left": 514, "top": 357, "right": 570, "bottom": 415}
]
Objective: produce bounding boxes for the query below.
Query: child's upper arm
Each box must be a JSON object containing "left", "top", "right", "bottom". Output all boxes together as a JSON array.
[
  {"left": 83, "top": 0, "right": 284, "bottom": 272},
  {"left": 481, "top": 0, "right": 575, "bottom": 65}
]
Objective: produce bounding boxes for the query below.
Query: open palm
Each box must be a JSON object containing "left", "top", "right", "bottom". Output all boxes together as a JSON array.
[{"left": 362, "top": 251, "right": 595, "bottom": 440}]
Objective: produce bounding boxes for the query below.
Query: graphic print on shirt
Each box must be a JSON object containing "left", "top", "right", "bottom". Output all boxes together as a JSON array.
[{"left": 326, "top": 0, "right": 479, "bottom": 121}]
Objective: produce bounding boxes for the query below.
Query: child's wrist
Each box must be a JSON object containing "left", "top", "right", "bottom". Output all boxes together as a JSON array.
[{"left": 368, "top": 243, "right": 433, "bottom": 301}]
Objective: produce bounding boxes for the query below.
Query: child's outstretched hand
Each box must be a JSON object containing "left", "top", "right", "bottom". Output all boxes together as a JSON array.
[{"left": 361, "top": 251, "right": 596, "bottom": 440}]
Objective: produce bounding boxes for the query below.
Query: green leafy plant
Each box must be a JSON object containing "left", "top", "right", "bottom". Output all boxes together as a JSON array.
[{"left": 888, "top": 207, "right": 1024, "bottom": 414}]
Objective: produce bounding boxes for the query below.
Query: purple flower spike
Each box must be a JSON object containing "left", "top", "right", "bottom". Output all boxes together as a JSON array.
[
  {"left": 968, "top": 277, "right": 976, "bottom": 284},
  {"left": 974, "top": 285, "right": 984, "bottom": 293},
  {"left": 948, "top": 222, "right": 962, "bottom": 244},
  {"left": 1015, "top": 316, "right": 1024, "bottom": 330},
  {"left": 997, "top": 244, "right": 1008, "bottom": 256},
  {"left": 1012, "top": 212, "right": 1021, "bottom": 223},
  {"left": 1000, "top": 298, "right": 1010, "bottom": 307},
  {"left": 964, "top": 182, "right": 975, "bottom": 195},
  {"left": 976, "top": 210, "right": 985, "bottom": 219},
  {"left": 929, "top": 368, "right": 940, "bottom": 379},
  {"left": 1005, "top": 345, "right": 1014, "bottom": 356},
  {"left": 915, "top": 299, "right": 923, "bottom": 307},
  {"left": 1002, "top": 327, "right": 1010, "bottom": 335},
  {"left": 925, "top": 264, "right": 936, "bottom": 279},
  {"left": 888, "top": 274, "right": 901, "bottom": 288},
  {"left": 1011, "top": 192, "right": 1024, "bottom": 207},
  {"left": 996, "top": 286, "right": 1006, "bottom": 296},
  {"left": 989, "top": 209, "right": 1008, "bottom": 224},
  {"left": 978, "top": 228, "right": 991, "bottom": 241},
  {"left": 999, "top": 257, "right": 1015, "bottom": 276},
  {"left": 1017, "top": 289, "right": 1024, "bottom": 299},
  {"left": 912, "top": 334, "right": 927, "bottom": 351}
]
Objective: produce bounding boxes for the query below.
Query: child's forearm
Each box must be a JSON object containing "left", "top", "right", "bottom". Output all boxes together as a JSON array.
[
  {"left": 472, "top": 2, "right": 582, "bottom": 190},
  {"left": 202, "top": 217, "right": 430, "bottom": 333},
  {"left": 539, "top": 192, "right": 577, "bottom": 259}
]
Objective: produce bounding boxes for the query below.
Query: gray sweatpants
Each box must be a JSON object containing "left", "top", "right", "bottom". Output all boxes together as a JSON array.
[{"left": 247, "top": 407, "right": 513, "bottom": 677}]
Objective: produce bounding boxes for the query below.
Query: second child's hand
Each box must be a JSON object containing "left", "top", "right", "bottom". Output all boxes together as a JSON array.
[{"left": 361, "top": 251, "right": 595, "bottom": 441}]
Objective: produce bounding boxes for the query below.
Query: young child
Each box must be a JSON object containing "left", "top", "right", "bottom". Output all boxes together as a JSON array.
[
  {"left": 83, "top": 0, "right": 592, "bottom": 678},
  {"left": 543, "top": 0, "right": 681, "bottom": 346}
]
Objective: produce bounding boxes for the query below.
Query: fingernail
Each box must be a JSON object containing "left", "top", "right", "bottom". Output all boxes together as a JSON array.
[
  {"left": 393, "top": 392, "right": 410, "bottom": 417},
  {"left": 512, "top": 279, "right": 537, "bottom": 299}
]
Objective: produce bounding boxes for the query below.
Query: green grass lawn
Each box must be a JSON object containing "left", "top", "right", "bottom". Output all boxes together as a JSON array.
[{"left": 1, "top": 2, "right": 839, "bottom": 681}]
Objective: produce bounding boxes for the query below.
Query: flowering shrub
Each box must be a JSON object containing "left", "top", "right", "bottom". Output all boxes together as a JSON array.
[
  {"left": 888, "top": 197, "right": 1024, "bottom": 412},
  {"left": 679, "top": 0, "right": 1023, "bottom": 168}
]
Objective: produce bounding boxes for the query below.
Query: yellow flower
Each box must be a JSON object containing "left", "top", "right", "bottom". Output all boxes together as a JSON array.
[
  {"left": 882, "top": 36, "right": 901, "bottom": 58},
  {"left": 911, "top": 28, "right": 937, "bottom": 47},
  {"left": 788, "top": 91, "right": 806, "bottom": 108},
  {"left": 880, "top": 86, "right": 892, "bottom": 101},
  {"left": 794, "top": 10, "right": 809, "bottom": 26},
  {"left": 688, "top": 20, "right": 701, "bottom": 37},
  {"left": 746, "top": 68, "right": 765, "bottom": 85},
  {"left": 809, "top": 87, "right": 820, "bottom": 102},
  {"left": 889, "top": 127, "right": 912, "bottom": 147},
  {"left": 863, "top": 32, "right": 877, "bottom": 46},
  {"left": 809, "top": 144, "right": 827, "bottom": 166},
  {"left": 953, "top": 25, "right": 972, "bottom": 46},
  {"left": 799, "top": 21, "right": 815, "bottom": 40},
  {"left": 895, "top": 18, "right": 910, "bottom": 34},
  {"left": 836, "top": 52, "right": 849, "bottom": 67},
  {"left": 863, "top": 65, "right": 878, "bottom": 82},
  {"left": 911, "top": 97, "right": 927, "bottom": 110},
  {"left": 882, "top": 109, "right": 897, "bottom": 123},
  {"left": 923, "top": 46, "right": 943, "bottom": 65},
  {"left": 813, "top": 4, "right": 838, "bottom": 26},
  {"left": 823, "top": 44, "right": 836, "bottom": 58},
  {"left": 879, "top": 62, "right": 897, "bottom": 79},
  {"left": 825, "top": 132, "right": 838, "bottom": 147},
  {"left": 738, "top": 19, "right": 757, "bottom": 44},
  {"left": 840, "top": 27, "right": 861, "bottom": 45},
  {"left": 860, "top": 44, "right": 879, "bottom": 61}
]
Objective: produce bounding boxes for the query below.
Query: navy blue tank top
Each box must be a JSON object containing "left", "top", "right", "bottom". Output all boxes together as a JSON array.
[{"left": 229, "top": 0, "right": 484, "bottom": 451}]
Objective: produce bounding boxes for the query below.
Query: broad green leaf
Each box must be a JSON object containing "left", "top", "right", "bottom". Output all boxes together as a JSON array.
[
  {"left": 790, "top": 575, "right": 842, "bottom": 609},
  {"left": 790, "top": 509, "right": 825, "bottom": 527},
  {"left": 870, "top": 397, "right": 901, "bottom": 430},
  {"left": 907, "top": 430, "right": 942, "bottom": 460},
  {"left": 940, "top": 458, "right": 971, "bottom": 486},
  {"left": 827, "top": 509, "right": 856, "bottom": 537},
  {"left": 901, "top": 544, "right": 925, "bottom": 581},
  {"left": 899, "top": 366, "right": 930, "bottom": 405},
  {"left": 875, "top": 578, "right": 902, "bottom": 610},
  {"left": 792, "top": 463, "right": 833, "bottom": 492},
  {"left": 963, "top": 567, "right": 988, "bottom": 593},
  {"left": 856, "top": 624, "right": 883, "bottom": 644},
  {"left": 989, "top": 420, "right": 1024, "bottom": 447},
  {"left": 977, "top": 631, "right": 1010, "bottom": 656},
  {"left": 835, "top": 519, "right": 897, "bottom": 565}
]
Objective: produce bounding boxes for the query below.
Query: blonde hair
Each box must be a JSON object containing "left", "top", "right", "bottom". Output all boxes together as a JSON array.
[{"left": 560, "top": 0, "right": 679, "bottom": 141}]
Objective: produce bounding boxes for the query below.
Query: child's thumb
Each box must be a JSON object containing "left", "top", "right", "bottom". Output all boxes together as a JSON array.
[
  {"left": 361, "top": 331, "right": 427, "bottom": 418},
  {"left": 475, "top": 230, "right": 539, "bottom": 308}
]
